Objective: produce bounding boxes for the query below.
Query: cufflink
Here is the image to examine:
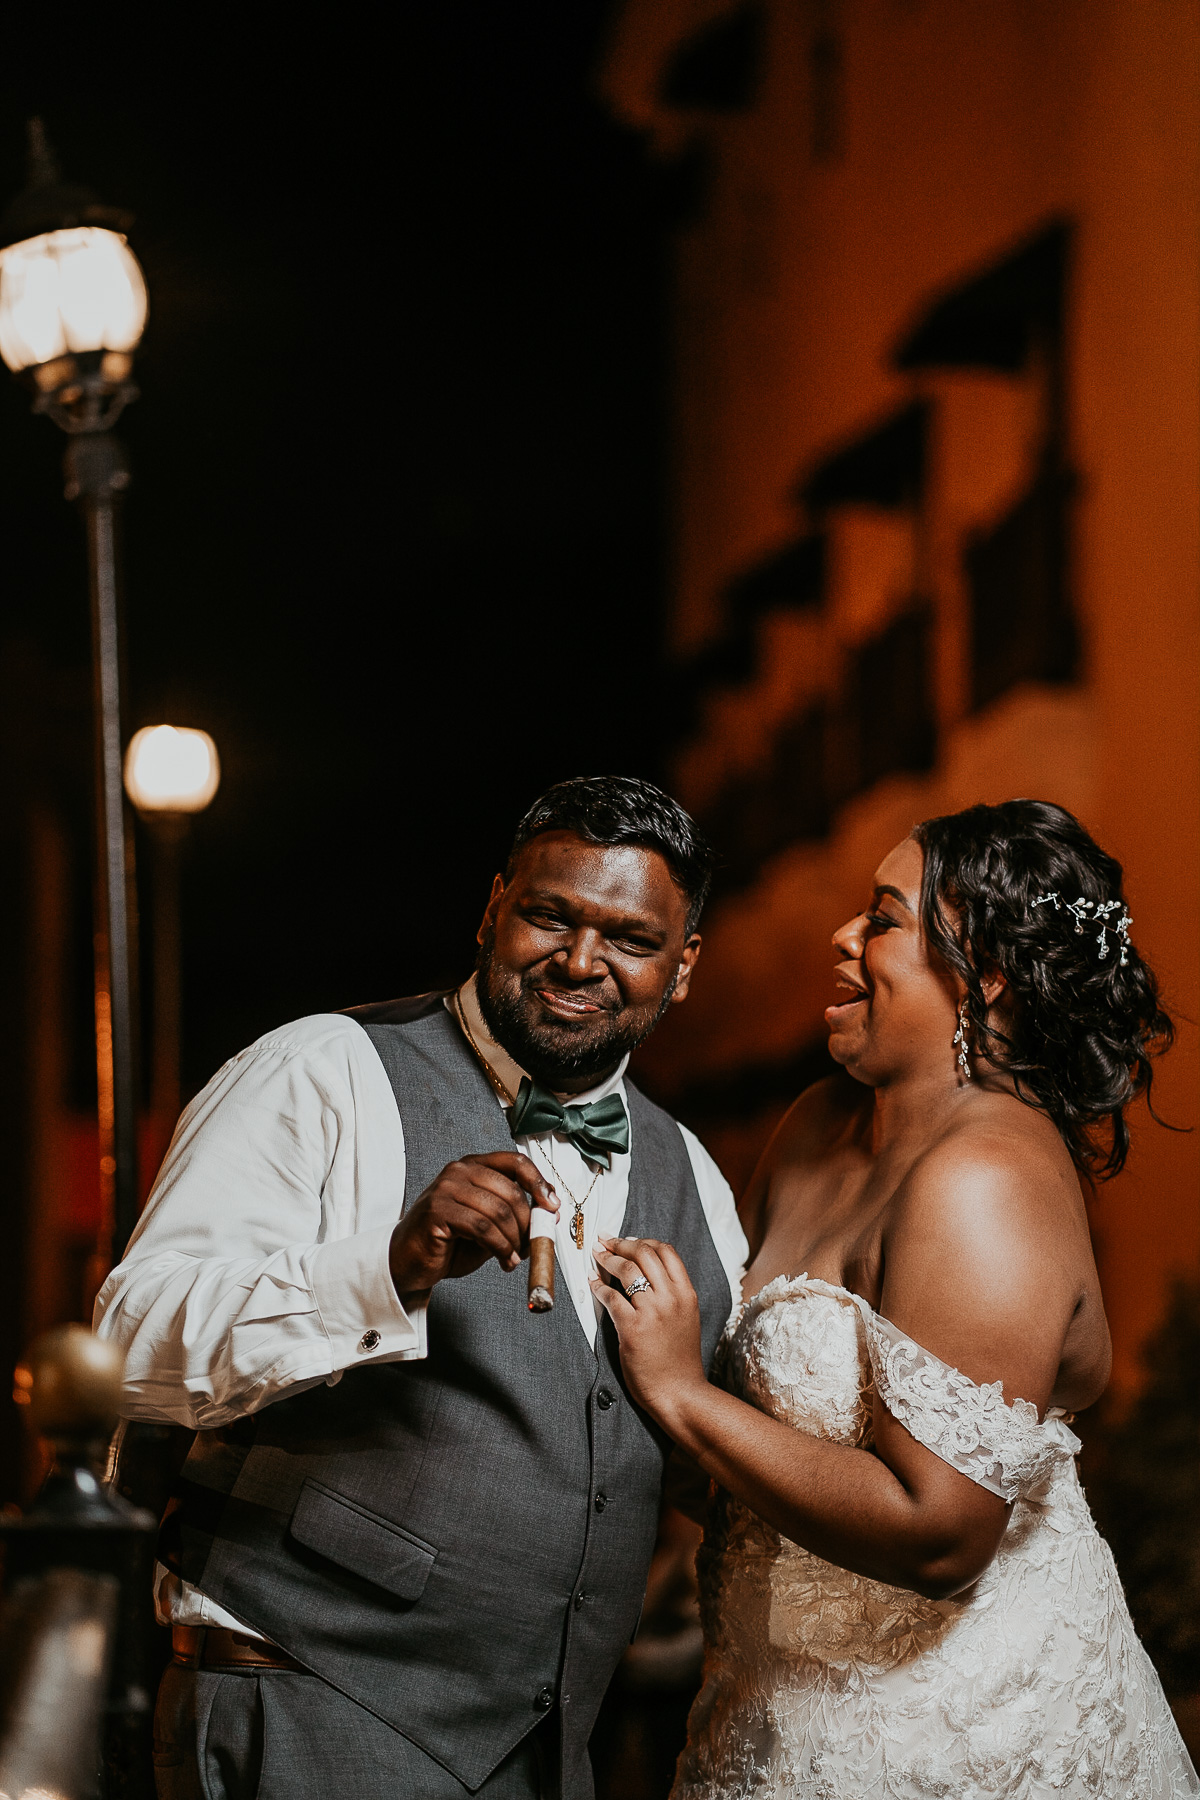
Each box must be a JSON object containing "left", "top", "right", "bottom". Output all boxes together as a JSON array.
[{"left": 358, "top": 1329, "right": 381, "bottom": 1353}]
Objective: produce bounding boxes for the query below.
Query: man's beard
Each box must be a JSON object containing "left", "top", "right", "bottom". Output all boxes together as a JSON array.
[{"left": 475, "top": 931, "right": 677, "bottom": 1088}]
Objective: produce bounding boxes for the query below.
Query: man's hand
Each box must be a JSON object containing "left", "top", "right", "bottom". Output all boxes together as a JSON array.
[{"left": 388, "top": 1153, "right": 558, "bottom": 1295}]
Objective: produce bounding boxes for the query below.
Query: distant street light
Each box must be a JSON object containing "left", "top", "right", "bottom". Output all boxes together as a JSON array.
[
  {"left": 124, "top": 726, "right": 220, "bottom": 815},
  {"left": 0, "top": 120, "right": 148, "bottom": 1268},
  {"left": 124, "top": 729, "right": 220, "bottom": 1126}
]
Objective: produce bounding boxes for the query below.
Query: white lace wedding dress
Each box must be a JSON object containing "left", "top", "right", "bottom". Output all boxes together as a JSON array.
[{"left": 672, "top": 1274, "right": 1198, "bottom": 1800}]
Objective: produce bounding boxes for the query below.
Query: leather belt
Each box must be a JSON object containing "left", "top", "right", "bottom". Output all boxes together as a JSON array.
[{"left": 171, "top": 1624, "right": 308, "bottom": 1674}]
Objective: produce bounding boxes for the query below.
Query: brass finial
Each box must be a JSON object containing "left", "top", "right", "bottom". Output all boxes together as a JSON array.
[{"left": 13, "top": 1325, "right": 126, "bottom": 1445}]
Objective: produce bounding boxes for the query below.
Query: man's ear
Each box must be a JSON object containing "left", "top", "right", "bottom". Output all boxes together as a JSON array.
[
  {"left": 477, "top": 874, "right": 505, "bottom": 946},
  {"left": 669, "top": 935, "right": 702, "bottom": 1005}
]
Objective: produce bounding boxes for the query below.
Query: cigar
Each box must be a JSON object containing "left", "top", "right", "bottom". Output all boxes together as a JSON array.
[{"left": 528, "top": 1209, "right": 556, "bottom": 1312}]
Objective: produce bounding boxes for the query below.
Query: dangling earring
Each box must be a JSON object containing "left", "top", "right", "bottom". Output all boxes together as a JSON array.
[{"left": 953, "top": 999, "right": 972, "bottom": 1080}]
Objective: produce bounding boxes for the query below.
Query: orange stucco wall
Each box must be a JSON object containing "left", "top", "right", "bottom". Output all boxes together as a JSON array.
[{"left": 605, "top": 0, "right": 1199, "bottom": 1397}]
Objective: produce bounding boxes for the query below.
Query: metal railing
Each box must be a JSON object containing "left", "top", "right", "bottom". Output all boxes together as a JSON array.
[
  {"left": 0, "top": 1327, "right": 156, "bottom": 1800},
  {"left": 0, "top": 1566, "right": 119, "bottom": 1799}
]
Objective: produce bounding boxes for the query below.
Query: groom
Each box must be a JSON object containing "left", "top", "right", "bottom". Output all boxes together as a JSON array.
[{"left": 96, "top": 775, "right": 745, "bottom": 1800}]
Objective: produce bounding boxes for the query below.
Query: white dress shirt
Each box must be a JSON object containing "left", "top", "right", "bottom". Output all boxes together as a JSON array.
[
  {"left": 94, "top": 979, "right": 746, "bottom": 1633},
  {"left": 452, "top": 977, "right": 745, "bottom": 1347}
]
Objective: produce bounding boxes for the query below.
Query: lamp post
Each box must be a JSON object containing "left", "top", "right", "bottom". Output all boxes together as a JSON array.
[
  {"left": 123, "top": 727, "right": 220, "bottom": 1127},
  {"left": 0, "top": 121, "right": 148, "bottom": 1269}
]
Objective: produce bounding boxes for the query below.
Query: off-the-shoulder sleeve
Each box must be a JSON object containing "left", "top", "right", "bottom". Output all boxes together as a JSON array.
[{"left": 857, "top": 1306, "right": 1082, "bottom": 1502}]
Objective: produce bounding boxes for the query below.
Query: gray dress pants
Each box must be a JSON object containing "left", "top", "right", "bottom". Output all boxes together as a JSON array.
[{"left": 153, "top": 1665, "right": 569, "bottom": 1800}]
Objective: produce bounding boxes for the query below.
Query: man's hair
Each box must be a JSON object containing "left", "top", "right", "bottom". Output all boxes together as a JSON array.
[{"left": 507, "top": 775, "right": 715, "bottom": 935}]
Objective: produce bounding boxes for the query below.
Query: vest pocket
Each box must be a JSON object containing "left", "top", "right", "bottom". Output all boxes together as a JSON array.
[{"left": 289, "top": 1479, "right": 437, "bottom": 1602}]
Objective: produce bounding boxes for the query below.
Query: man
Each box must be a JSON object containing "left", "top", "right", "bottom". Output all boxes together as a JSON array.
[{"left": 96, "top": 775, "right": 746, "bottom": 1800}]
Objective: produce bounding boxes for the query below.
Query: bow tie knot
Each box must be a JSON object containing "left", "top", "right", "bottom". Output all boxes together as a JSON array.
[{"left": 507, "top": 1078, "right": 629, "bottom": 1167}]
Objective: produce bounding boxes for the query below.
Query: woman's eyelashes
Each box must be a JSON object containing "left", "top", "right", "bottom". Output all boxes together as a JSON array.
[{"left": 865, "top": 910, "right": 898, "bottom": 931}]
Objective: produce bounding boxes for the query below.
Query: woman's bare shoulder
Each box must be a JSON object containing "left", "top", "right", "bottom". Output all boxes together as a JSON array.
[
  {"left": 908, "top": 1096, "right": 1080, "bottom": 1215},
  {"left": 739, "top": 1073, "right": 867, "bottom": 1241},
  {"left": 880, "top": 1102, "right": 1098, "bottom": 1405},
  {"left": 769, "top": 1071, "right": 868, "bottom": 1169},
  {"left": 891, "top": 1102, "right": 1085, "bottom": 1267}
]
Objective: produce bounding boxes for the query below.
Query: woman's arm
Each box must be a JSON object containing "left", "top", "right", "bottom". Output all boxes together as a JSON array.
[{"left": 593, "top": 1137, "right": 1084, "bottom": 1600}]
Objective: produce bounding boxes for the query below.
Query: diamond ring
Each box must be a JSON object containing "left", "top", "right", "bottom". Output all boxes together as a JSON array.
[{"left": 624, "top": 1276, "right": 651, "bottom": 1299}]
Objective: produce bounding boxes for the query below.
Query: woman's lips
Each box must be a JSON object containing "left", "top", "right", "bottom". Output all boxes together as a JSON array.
[{"left": 824, "top": 986, "right": 867, "bottom": 1025}]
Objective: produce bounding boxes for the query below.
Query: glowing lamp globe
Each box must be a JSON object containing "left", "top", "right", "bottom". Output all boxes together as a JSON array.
[
  {"left": 124, "top": 726, "right": 220, "bottom": 815},
  {"left": 0, "top": 225, "right": 147, "bottom": 378}
]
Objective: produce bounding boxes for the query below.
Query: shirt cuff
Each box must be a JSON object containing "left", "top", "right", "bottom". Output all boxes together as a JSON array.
[{"left": 306, "top": 1226, "right": 428, "bottom": 1369}]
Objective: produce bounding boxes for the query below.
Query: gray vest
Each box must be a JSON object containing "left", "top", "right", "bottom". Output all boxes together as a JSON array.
[{"left": 166, "top": 998, "right": 731, "bottom": 1792}]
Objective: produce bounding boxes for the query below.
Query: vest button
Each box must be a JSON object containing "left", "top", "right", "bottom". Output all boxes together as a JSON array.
[
  {"left": 358, "top": 1330, "right": 381, "bottom": 1353},
  {"left": 534, "top": 1686, "right": 555, "bottom": 1711},
  {"left": 594, "top": 1491, "right": 608, "bottom": 1512},
  {"left": 597, "top": 1388, "right": 615, "bottom": 1410},
  {"left": 574, "top": 1591, "right": 586, "bottom": 1610}
]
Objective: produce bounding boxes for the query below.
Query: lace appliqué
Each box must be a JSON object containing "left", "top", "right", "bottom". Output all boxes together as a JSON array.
[
  {"left": 857, "top": 1306, "right": 1082, "bottom": 1502},
  {"left": 672, "top": 1273, "right": 1199, "bottom": 1800}
]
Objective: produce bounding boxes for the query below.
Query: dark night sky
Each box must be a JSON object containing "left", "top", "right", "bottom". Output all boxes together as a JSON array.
[{"left": 0, "top": 3, "right": 680, "bottom": 1094}]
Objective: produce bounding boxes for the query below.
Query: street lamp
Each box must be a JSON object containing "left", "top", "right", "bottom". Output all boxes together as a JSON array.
[
  {"left": 0, "top": 120, "right": 148, "bottom": 1267},
  {"left": 124, "top": 728, "right": 220, "bottom": 1125},
  {"left": 124, "top": 725, "right": 220, "bottom": 815}
]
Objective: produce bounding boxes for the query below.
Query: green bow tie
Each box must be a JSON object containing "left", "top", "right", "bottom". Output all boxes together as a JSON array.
[{"left": 507, "top": 1077, "right": 630, "bottom": 1169}]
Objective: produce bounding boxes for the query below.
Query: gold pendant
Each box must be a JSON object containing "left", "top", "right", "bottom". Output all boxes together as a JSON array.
[{"left": 572, "top": 1206, "right": 585, "bottom": 1251}]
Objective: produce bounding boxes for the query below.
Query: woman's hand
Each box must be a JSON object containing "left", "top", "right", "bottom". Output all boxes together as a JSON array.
[{"left": 590, "top": 1236, "right": 709, "bottom": 1428}]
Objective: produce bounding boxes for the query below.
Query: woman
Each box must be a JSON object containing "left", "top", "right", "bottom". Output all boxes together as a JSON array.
[{"left": 592, "top": 800, "right": 1198, "bottom": 1799}]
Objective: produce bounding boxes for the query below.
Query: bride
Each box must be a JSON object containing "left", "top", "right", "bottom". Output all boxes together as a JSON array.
[{"left": 592, "top": 799, "right": 1198, "bottom": 1799}]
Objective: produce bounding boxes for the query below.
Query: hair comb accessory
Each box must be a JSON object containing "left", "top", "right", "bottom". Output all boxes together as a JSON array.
[{"left": 1031, "top": 893, "right": 1131, "bottom": 965}]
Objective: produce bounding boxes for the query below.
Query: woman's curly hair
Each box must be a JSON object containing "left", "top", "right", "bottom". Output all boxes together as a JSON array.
[{"left": 913, "top": 799, "right": 1173, "bottom": 1180}]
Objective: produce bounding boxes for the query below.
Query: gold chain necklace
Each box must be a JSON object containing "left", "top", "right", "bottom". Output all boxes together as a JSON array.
[
  {"left": 454, "top": 988, "right": 515, "bottom": 1105},
  {"left": 539, "top": 1141, "right": 601, "bottom": 1252},
  {"left": 453, "top": 988, "right": 601, "bottom": 1250}
]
